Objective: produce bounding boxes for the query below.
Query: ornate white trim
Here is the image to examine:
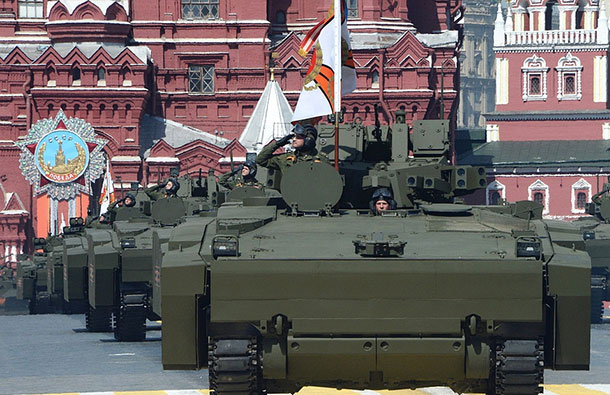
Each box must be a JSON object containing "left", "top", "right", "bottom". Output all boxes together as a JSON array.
[
  {"left": 556, "top": 52, "right": 583, "bottom": 101},
  {"left": 571, "top": 178, "right": 592, "bottom": 214},
  {"left": 528, "top": 179, "right": 549, "bottom": 215},
  {"left": 486, "top": 124, "right": 500, "bottom": 142},
  {"left": 486, "top": 180, "right": 506, "bottom": 205},
  {"left": 522, "top": 55, "right": 548, "bottom": 101}
]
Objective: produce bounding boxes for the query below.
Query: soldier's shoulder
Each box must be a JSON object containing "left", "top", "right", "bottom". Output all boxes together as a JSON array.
[{"left": 314, "top": 150, "right": 329, "bottom": 162}]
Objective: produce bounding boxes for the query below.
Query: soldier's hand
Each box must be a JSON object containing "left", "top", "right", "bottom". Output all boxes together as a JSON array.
[{"left": 276, "top": 133, "right": 294, "bottom": 146}]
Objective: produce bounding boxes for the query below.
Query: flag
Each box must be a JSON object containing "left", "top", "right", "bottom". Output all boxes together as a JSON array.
[
  {"left": 99, "top": 160, "right": 115, "bottom": 214},
  {"left": 291, "top": 0, "right": 356, "bottom": 123}
]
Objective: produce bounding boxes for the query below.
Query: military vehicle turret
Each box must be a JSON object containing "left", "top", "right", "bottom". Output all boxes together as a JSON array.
[{"left": 159, "top": 110, "right": 591, "bottom": 394}]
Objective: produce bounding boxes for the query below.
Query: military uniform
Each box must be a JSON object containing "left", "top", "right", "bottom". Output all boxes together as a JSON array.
[
  {"left": 256, "top": 140, "right": 329, "bottom": 173},
  {"left": 218, "top": 172, "right": 263, "bottom": 190},
  {"left": 144, "top": 184, "right": 171, "bottom": 201},
  {"left": 105, "top": 199, "right": 121, "bottom": 218}
]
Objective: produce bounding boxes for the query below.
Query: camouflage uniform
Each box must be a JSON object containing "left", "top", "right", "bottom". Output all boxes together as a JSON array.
[
  {"left": 256, "top": 141, "right": 329, "bottom": 174},
  {"left": 218, "top": 172, "right": 263, "bottom": 190}
]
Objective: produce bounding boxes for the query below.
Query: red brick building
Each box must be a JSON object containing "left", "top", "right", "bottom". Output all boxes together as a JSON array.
[
  {"left": 461, "top": 0, "right": 610, "bottom": 219},
  {"left": 0, "top": 0, "right": 463, "bottom": 256}
]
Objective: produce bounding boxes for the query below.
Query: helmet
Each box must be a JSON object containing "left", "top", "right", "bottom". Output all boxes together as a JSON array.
[
  {"left": 123, "top": 193, "right": 136, "bottom": 207},
  {"left": 166, "top": 178, "right": 180, "bottom": 195},
  {"left": 369, "top": 187, "right": 397, "bottom": 213},
  {"left": 243, "top": 159, "right": 257, "bottom": 179},
  {"left": 292, "top": 124, "right": 318, "bottom": 151}
]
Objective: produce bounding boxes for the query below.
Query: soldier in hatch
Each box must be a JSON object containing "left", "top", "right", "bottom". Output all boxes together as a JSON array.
[
  {"left": 218, "top": 160, "right": 263, "bottom": 190},
  {"left": 106, "top": 193, "right": 136, "bottom": 216},
  {"left": 144, "top": 178, "right": 180, "bottom": 201},
  {"left": 369, "top": 188, "right": 397, "bottom": 215},
  {"left": 256, "top": 123, "right": 328, "bottom": 173}
]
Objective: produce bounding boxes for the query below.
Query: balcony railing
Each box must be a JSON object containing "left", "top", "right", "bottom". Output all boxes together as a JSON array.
[{"left": 505, "top": 29, "right": 597, "bottom": 45}]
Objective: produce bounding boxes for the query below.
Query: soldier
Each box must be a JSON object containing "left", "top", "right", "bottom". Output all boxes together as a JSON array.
[
  {"left": 219, "top": 160, "right": 262, "bottom": 190},
  {"left": 369, "top": 188, "right": 397, "bottom": 215},
  {"left": 145, "top": 178, "right": 180, "bottom": 201},
  {"left": 106, "top": 193, "right": 136, "bottom": 216},
  {"left": 256, "top": 124, "right": 328, "bottom": 173}
]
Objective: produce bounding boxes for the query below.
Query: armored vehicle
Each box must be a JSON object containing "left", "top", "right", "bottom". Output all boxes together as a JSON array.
[
  {"left": 15, "top": 237, "right": 55, "bottom": 314},
  {"left": 62, "top": 216, "right": 110, "bottom": 330},
  {"left": 87, "top": 172, "right": 221, "bottom": 341},
  {"left": 160, "top": 112, "right": 591, "bottom": 394},
  {"left": 507, "top": 186, "right": 610, "bottom": 324}
]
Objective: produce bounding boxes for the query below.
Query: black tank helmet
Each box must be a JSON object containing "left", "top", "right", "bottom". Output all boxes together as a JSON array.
[
  {"left": 243, "top": 159, "right": 257, "bottom": 179},
  {"left": 123, "top": 193, "right": 137, "bottom": 207},
  {"left": 369, "top": 187, "right": 398, "bottom": 213},
  {"left": 292, "top": 124, "right": 318, "bottom": 151},
  {"left": 166, "top": 178, "right": 180, "bottom": 196}
]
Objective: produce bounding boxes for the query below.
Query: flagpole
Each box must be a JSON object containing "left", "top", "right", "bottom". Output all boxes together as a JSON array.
[{"left": 333, "top": 0, "right": 341, "bottom": 170}]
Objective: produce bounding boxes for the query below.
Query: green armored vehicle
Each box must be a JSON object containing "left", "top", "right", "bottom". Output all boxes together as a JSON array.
[
  {"left": 15, "top": 237, "right": 55, "bottom": 314},
  {"left": 160, "top": 112, "right": 591, "bottom": 394},
  {"left": 87, "top": 172, "right": 221, "bottom": 341}
]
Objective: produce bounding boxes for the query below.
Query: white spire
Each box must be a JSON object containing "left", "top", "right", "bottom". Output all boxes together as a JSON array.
[
  {"left": 506, "top": 5, "right": 514, "bottom": 33},
  {"left": 239, "top": 80, "right": 294, "bottom": 154},
  {"left": 494, "top": 2, "right": 506, "bottom": 47},
  {"left": 598, "top": 0, "right": 609, "bottom": 45}
]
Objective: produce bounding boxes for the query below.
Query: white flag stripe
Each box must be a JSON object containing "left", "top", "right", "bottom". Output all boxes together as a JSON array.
[
  {"left": 421, "top": 387, "right": 462, "bottom": 395},
  {"left": 291, "top": 0, "right": 356, "bottom": 123},
  {"left": 583, "top": 385, "right": 610, "bottom": 393}
]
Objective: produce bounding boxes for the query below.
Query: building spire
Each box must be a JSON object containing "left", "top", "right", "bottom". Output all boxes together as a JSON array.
[
  {"left": 598, "top": 0, "right": 609, "bottom": 45},
  {"left": 494, "top": 1, "right": 506, "bottom": 47},
  {"left": 506, "top": 5, "right": 514, "bottom": 33}
]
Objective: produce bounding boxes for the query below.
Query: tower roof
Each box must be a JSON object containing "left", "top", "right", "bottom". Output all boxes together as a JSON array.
[{"left": 239, "top": 79, "right": 293, "bottom": 153}]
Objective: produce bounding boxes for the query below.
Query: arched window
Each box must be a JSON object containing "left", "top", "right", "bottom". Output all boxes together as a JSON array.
[
  {"left": 556, "top": 53, "right": 582, "bottom": 101},
  {"left": 46, "top": 66, "right": 56, "bottom": 87},
  {"left": 572, "top": 178, "right": 591, "bottom": 214},
  {"left": 522, "top": 55, "right": 548, "bottom": 101},
  {"left": 486, "top": 180, "right": 506, "bottom": 206},
  {"left": 97, "top": 68, "right": 106, "bottom": 86},
  {"left": 545, "top": 1, "right": 560, "bottom": 30},
  {"left": 528, "top": 179, "right": 549, "bottom": 215},
  {"left": 371, "top": 70, "right": 379, "bottom": 89},
  {"left": 576, "top": 192, "right": 587, "bottom": 209},
  {"left": 121, "top": 66, "right": 132, "bottom": 87},
  {"left": 72, "top": 67, "right": 81, "bottom": 86}
]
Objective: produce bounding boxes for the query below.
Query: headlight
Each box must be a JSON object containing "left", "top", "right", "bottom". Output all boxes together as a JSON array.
[
  {"left": 515, "top": 236, "right": 542, "bottom": 260},
  {"left": 212, "top": 236, "right": 239, "bottom": 258}
]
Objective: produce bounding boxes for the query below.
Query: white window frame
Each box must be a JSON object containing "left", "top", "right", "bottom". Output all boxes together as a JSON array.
[
  {"left": 528, "top": 179, "right": 549, "bottom": 215},
  {"left": 18, "top": 0, "right": 43, "bottom": 18},
  {"left": 486, "top": 180, "right": 506, "bottom": 205},
  {"left": 556, "top": 53, "right": 582, "bottom": 101},
  {"left": 522, "top": 55, "right": 548, "bottom": 102},
  {"left": 571, "top": 178, "right": 591, "bottom": 214}
]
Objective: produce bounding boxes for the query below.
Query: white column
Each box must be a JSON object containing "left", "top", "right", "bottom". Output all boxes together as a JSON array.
[{"left": 598, "top": 1, "right": 609, "bottom": 44}]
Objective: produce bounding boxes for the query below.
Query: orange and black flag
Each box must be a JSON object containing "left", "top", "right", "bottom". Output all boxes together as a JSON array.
[{"left": 292, "top": 0, "right": 356, "bottom": 123}]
